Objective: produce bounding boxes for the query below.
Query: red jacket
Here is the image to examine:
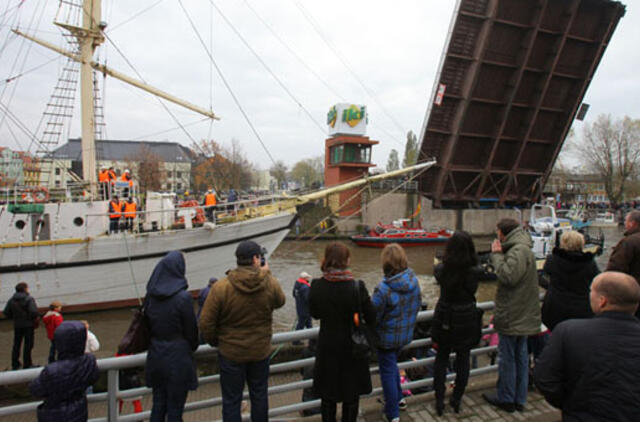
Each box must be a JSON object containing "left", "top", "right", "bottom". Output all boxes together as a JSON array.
[{"left": 42, "top": 310, "right": 63, "bottom": 340}]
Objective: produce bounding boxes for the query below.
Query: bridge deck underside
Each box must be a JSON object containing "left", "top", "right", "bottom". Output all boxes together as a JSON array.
[{"left": 419, "top": 0, "right": 625, "bottom": 207}]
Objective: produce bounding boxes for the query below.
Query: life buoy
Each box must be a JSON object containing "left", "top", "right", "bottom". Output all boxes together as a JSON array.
[
  {"left": 176, "top": 200, "right": 205, "bottom": 225},
  {"left": 32, "top": 187, "right": 50, "bottom": 203}
]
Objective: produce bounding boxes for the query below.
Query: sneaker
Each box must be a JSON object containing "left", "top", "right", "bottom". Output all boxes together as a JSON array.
[
  {"left": 482, "top": 392, "right": 515, "bottom": 413},
  {"left": 515, "top": 403, "right": 525, "bottom": 412},
  {"left": 383, "top": 416, "right": 399, "bottom": 422}
]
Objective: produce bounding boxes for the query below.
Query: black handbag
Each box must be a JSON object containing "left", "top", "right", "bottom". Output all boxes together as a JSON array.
[
  {"left": 351, "top": 280, "right": 372, "bottom": 360},
  {"left": 118, "top": 298, "right": 150, "bottom": 354}
]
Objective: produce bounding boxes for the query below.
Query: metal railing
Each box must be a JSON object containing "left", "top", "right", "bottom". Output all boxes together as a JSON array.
[{"left": 0, "top": 301, "right": 499, "bottom": 421}]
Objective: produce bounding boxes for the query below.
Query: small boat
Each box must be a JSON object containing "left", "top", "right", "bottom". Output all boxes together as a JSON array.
[
  {"left": 350, "top": 219, "right": 452, "bottom": 248},
  {"left": 590, "top": 211, "right": 618, "bottom": 228},
  {"left": 556, "top": 209, "right": 592, "bottom": 230}
]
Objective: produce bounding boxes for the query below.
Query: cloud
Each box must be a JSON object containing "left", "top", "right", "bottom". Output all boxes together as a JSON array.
[{"left": 0, "top": 0, "right": 637, "bottom": 172}]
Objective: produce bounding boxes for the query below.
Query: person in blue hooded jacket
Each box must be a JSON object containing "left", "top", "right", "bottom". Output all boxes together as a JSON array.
[
  {"left": 29, "top": 321, "right": 100, "bottom": 422},
  {"left": 145, "top": 251, "right": 199, "bottom": 422},
  {"left": 371, "top": 243, "right": 421, "bottom": 422}
]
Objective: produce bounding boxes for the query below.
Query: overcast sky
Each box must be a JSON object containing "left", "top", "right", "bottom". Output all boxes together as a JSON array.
[{"left": 1, "top": 0, "right": 639, "bottom": 171}]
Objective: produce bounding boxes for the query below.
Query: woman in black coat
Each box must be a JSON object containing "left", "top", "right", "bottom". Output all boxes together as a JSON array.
[
  {"left": 145, "top": 251, "right": 199, "bottom": 422},
  {"left": 432, "top": 231, "right": 488, "bottom": 415},
  {"left": 309, "top": 242, "right": 375, "bottom": 422},
  {"left": 541, "top": 230, "right": 599, "bottom": 331}
]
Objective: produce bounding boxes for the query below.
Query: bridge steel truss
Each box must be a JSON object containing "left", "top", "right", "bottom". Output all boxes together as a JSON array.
[{"left": 418, "top": 0, "right": 626, "bottom": 208}]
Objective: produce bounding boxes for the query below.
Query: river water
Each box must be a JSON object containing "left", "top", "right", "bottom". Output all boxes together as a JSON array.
[{"left": 0, "top": 226, "right": 624, "bottom": 369}]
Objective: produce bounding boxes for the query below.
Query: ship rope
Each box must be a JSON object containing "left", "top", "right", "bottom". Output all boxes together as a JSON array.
[
  {"left": 121, "top": 231, "right": 143, "bottom": 306},
  {"left": 177, "top": 0, "right": 278, "bottom": 166},
  {"left": 289, "top": 162, "right": 432, "bottom": 254}
]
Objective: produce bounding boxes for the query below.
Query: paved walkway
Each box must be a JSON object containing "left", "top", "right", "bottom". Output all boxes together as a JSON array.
[
  {"left": 2, "top": 372, "right": 560, "bottom": 421},
  {"left": 358, "top": 376, "right": 560, "bottom": 422}
]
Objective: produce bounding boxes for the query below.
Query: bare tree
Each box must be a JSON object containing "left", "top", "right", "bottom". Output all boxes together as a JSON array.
[
  {"left": 387, "top": 149, "right": 399, "bottom": 172},
  {"left": 573, "top": 115, "right": 640, "bottom": 206},
  {"left": 270, "top": 160, "right": 288, "bottom": 190},
  {"left": 127, "top": 145, "right": 165, "bottom": 193}
]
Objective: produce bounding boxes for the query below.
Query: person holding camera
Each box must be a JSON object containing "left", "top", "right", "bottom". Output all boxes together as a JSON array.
[{"left": 200, "top": 240, "right": 285, "bottom": 422}]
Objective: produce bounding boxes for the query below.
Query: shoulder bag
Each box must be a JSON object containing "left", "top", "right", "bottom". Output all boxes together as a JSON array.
[
  {"left": 118, "top": 297, "right": 150, "bottom": 354},
  {"left": 351, "top": 280, "right": 372, "bottom": 360}
]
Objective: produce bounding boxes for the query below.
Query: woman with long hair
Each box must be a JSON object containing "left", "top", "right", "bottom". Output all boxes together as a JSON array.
[
  {"left": 145, "top": 251, "right": 199, "bottom": 421},
  {"left": 309, "top": 242, "right": 376, "bottom": 422},
  {"left": 372, "top": 243, "right": 421, "bottom": 422},
  {"left": 432, "top": 231, "right": 487, "bottom": 415}
]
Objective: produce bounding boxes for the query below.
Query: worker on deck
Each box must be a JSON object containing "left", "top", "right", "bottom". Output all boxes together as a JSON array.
[
  {"left": 98, "top": 167, "right": 110, "bottom": 200},
  {"left": 123, "top": 197, "right": 137, "bottom": 232},
  {"left": 203, "top": 188, "right": 217, "bottom": 222},
  {"left": 109, "top": 195, "right": 123, "bottom": 233},
  {"left": 107, "top": 167, "right": 117, "bottom": 197},
  {"left": 121, "top": 169, "right": 134, "bottom": 198}
]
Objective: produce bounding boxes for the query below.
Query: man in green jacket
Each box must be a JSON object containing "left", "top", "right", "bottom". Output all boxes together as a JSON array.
[
  {"left": 483, "top": 218, "right": 541, "bottom": 413},
  {"left": 200, "top": 240, "right": 285, "bottom": 422}
]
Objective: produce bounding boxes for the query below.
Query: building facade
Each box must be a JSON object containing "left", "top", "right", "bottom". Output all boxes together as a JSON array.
[
  {"left": 47, "top": 139, "right": 193, "bottom": 192},
  {"left": 544, "top": 172, "right": 609, "bottom": 205},
  {"left": 0, "top": 147, "right": 24, "bottom": 186}
]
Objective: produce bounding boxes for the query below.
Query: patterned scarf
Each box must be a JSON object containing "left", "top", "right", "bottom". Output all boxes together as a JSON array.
[{"left": 322, "top": 268, "right": 354, "bottom": 282}]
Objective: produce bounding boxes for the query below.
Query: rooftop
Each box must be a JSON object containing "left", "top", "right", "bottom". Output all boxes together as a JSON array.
[{"left": 51, "top": 139, "right": 194, "bottom": 163}]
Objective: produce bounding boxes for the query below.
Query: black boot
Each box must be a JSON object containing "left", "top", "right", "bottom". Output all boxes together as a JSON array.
[
  {"left": 435, "top": 402, "right": 444, "bottom": 416},
  {"left": 321, "top": 399, "right": 337, "bottom": 422},
  {"left": 341, "top": 400, "right": 359, "bottom": 422},
  {"left": 449, "top": 396, "right": 461, "bottom": 413}
]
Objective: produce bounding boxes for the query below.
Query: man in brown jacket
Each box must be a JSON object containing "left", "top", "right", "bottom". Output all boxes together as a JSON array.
[
  {"left": 607, "top": 210, "right": 640, "bottom": 317},
  {"left": 200, "top": 240, "right": 285, "bottom": 422}
]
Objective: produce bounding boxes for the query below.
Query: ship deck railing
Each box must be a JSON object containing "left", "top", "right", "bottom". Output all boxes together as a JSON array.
[{"left": 0, "top": 301, "right": 499, "bottom": 422}]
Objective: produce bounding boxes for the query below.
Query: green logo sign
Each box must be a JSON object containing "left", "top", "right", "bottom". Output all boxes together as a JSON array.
[
  {"left": 342, "top": 105, "right": 366, "bottom": 127},
  {"left": 327, "top": 106, "right": 337, "bottom": 127}
]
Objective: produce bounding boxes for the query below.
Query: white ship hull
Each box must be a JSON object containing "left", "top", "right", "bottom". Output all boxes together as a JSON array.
[{"left": 0, "top": 212, "right": 294, "bottom": 312}]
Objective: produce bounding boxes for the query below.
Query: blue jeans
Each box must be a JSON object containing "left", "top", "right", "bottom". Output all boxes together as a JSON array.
[
  {"left": 497, "top": 334, "right": 528, "bottom": 405},
  {"left": 48, "top": 340, "right": 56, "bottom": 363},
  {"left": 377, "top": 349, "right": 401, "bottom": 420},
  {"left": 219, "top": 353, "right": 269, "bottom": 422},
  {"left": 150, "top": 385, "right": 188, "bottom": 422},
  {"left": 295, "top": 315, "right": 312, "bottom": 331}
]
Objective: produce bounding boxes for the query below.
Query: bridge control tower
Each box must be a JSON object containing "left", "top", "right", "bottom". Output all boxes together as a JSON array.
[{"left": 324, "top": 104, "right": 379, "bottom": 216}]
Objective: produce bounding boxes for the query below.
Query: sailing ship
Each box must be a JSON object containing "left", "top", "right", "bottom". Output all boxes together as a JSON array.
[{"left": 0, "top": 0, "right": 434, "bottom": 312}]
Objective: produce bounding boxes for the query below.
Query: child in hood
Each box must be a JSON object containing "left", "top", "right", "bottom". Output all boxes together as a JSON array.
[
  {"left": 30, "top": 321, "right": 100, "bottom": 422},
  {"left": 42, "top": 301, "right": 63, "bottom": 363}
]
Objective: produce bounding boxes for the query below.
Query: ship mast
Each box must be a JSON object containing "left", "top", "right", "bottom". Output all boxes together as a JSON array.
[
  {"left": 13, "top": 0, "right": 218, "bottom": 198},
  {"left": 78, "top": 0, "right": 102, "bottom": 196}
]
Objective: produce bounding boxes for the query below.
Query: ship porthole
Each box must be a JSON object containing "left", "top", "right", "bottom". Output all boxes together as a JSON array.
[
  {"left": 15, "top": 220, "right": 26, "bottom": 230},
  {"left": 73, "top": 217, "right": 84, "bottom": 227}
]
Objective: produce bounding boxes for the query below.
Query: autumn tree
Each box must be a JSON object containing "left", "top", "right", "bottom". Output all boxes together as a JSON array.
[
  {"left": 402, "top": 130, "right": 418, "bottom": 168},
  {"left": 387, "top": 149, "right": 399, "bottom": 172},
  {"left": 572, "top": 115, "right": 640, "bottom": 206},
  {"left": 127, "top": 145, "right": 165, "bottom": 193},
  {"left": 270, "top": 160, "right": 288, "bottom": 190},
  {"left": 191, "top": 139, "right": 254, "bottom": 193}
]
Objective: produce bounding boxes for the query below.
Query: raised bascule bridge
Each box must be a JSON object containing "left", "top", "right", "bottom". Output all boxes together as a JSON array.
[{"left": 419, "top": 0, "right": 626, "bottom": 208}]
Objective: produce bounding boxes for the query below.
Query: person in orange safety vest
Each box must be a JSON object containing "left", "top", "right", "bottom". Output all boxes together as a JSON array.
[
  {"left": 123, "top": 197, "right": 137, "bottom": 231},
  {"left": 202, "top": 188, "right": 217, "bottom": 222},
  {"left": 108, "top": 195, "right": 123, "bottom": 233},
  {"left": 98, "top": 168, "right": 110, "bottom": 200},
  {"left": 121, "top": 169, "right": 133, "bottom": 198}
]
